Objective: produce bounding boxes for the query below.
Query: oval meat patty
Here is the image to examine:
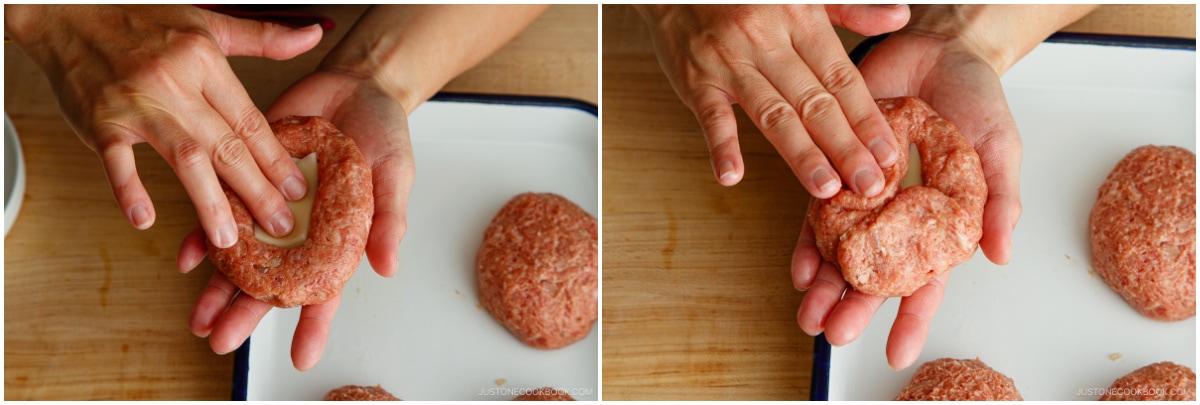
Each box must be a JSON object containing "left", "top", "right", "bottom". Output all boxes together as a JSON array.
[
  {"left": 324, "top": 384, "right": 400, "bottom": 401},
  {"left": 208, "top": 116, "right": 373, "bottom": 308},
  {"left": 1089, "top": 145, "right": 1196, "bottom": 321},
  {"left": 896, "top": 358, "right": 1022, "bottom": 401},
  {"left": 477, "top": 193, "right": 598, "bottom": 349},
  {"left": 1100, "top": 362, "right": 1196, "bottom": 401},
  {"left": 809, "top": 97, "right": 986, "bottom": 297}
]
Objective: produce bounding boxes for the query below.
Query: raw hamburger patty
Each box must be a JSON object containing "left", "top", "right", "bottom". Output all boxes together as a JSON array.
[
  {"left": 809, "top": 97, "right": 986, "bottom": 297},
  {"left": 208, "top": 116, "right": 373, "bottom": 308},
  {"left": 895, "top": 358, "right": 1022, "bottom": 401},
  {"left": 324, "top": 385, "right": 400, "bottom": 401},
  {"left": 1089, "top": 145, "right": 1196, "bottom": 321},
  {"left": 476, "top": 193, "right": 598, "bottom": 349},
  {"left": 513, "top": 387, "right": 575, "bottom": 401},
  {"left": 1100, "top": 362, "right": 1196, "bottom": 401}
]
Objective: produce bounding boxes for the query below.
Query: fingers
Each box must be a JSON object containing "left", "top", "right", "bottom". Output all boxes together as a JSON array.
[
  {"left": 203, "top": 62, "right": 308, "bottom": 202},
  {"left": 752, "top": 51, "right": 887, "bottom": 198},
  {"left": 791, "top": 211, "right": 821, "bottom": 291},
  {"left": 208, "top": 290, "right": 273, "bottom": 355},
  {"left": 978, "top": 134, "right": 1023, "bottom": 265},
  {"left": 291, "top": 294, "right": 341, "bottom": 371},
  {"left": 141, "top": 115, "right": 239, "bottom": 249},
  {"left": 731, "top": 69, "right": 841, "bottom": 198},
  {"left": 183, "top": 107, "right": 296, "bottom": 239},
  {"left": 886, "top": 272, "right": 950, "bottom": 370},
  {"left": 331, "top": 79, "right": 415, "bottom": 279},
  {"left": 690, "top": 86, "right": 744, "bottom": 186},
  {"left": 797, "top": 261, "right": 848, "bottom": 336},
  {"left": 189, "top": 270, "right": 239, "bottom": 338},
  {"left": 177, "top": 223, "right": 208, "bottom": 273},
  {"left": 203, "top": 13, "right": 323, "bottom": 60},
  {"left": 823, "top": 288, "right": 886, "bottom": 346},
  {"left": 786, "top": 7, "right": 900, "bottom": 170},
  {"left": 823, "top": 5, "right": 911, "bottom": 37},
  {"left": 97, "top": 140, "right": 156, "bottom": 230}
]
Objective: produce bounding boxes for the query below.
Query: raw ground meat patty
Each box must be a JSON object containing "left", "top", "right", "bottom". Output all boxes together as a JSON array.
[
  {"left": 1100, "top": 362, "right": 1196, "bottom": 401},
  {"left": 1089, "top": 145, "right": 1196, "bottom": 321},
  {"left": 476, "top": 192, "right": 598, "bottom": 349},
  {"left": 324, "top": 385, "right": 400, "bottom": 401},
  {"left": 809, "top": 97, "right": 986, "bottom": 297},
  {"left": 513, "top": 387, "right": 575, "bottom": 401},
  {"left": 896, "top": 358, "right": 1022, "bottom": 401},
  {"left": 208, "top": 116, "right": 373, "bottom": 308}
]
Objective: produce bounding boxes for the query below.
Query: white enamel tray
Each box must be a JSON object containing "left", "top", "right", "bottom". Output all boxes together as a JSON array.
[
  {"left": 238, "top": 95, "right": 598, "bottom": 401},
  {"left": 823, "top": 36, "right": 1196, "bottom": 400}
]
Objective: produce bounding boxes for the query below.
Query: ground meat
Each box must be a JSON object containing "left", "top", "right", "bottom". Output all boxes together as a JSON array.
[
  {"left": 809, "top": 97, "right": 986, "bottom": 297},
  {"left": 324, "top": 384, "right": 400, "bottom": 401},
  {"left": 477, "top": 193, "right": 598, "bottom": 349},
  {"left": 896, "top": 358, "right": 1022, "bottom": 401},
  {"left": 1089, "top": 145, "right": 1196, "bottom": 321},
  {"left": 208, "top": 116, "right": 373, "bottom": 308},
  {"left": 513, "top": 387, "right": 575, "bottom": 401},
  {"left": 1100, "top": 362, "right": 1196, "bottom": 401}
]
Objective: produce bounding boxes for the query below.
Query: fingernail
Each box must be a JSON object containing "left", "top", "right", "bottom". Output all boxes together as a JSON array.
[
  {"left": 812, "top": 167, "right": 839, "bottom": 196},
  {"left": 869, "top": 138, "right": 898, "bottom": 167},
  {"left": 282, "top": 175, "right": 307, "bottom": 201},
  {"left": 215, "top": 222, "right": 238, "bottom": 248},
  {"left": 854, "top": 169, "right": 884, "bottom": 197},
  {"left": 270, "top": 210, "right": 294, "bottom": 237},
  {"left": 717, "top": 161, "right": 736, "bottom": 182},
  {"left": 130, "top": 205, "right": 152, "bottom": 230}
]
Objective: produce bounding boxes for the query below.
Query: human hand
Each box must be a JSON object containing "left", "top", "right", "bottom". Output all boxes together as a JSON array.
[
  {"left": 636, "top": 5, "right": 910, "bottom": 197},
  {"left": 792, "top": 29, "right": 1022, "bottom": 369},
  {"left": 177, "top": 71, "right": 414, "bottom": 370},
  {"left": 2, "top": 5, "right": 323, "bottom": 247}
]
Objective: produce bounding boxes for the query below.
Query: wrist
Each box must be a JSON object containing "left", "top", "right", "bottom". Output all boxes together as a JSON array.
[
  {"left": 4, "top": 4, "right": 52, "bottom": 47},
  {"left": 903, "top": 5, "right": 1014, "bottom": 75},
  {"left": 317, "top": 37, "right": 425, "bottom": 114},
  {"left": 904, "top": 5, "right": 1099, "bottom": 76}
]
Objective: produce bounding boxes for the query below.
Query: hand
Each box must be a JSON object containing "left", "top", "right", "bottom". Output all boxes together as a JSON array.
[
  {"left": 3, "top": 5, "right": 323, "bottom": 246},
  {"left": 636, "top": 5, "right": 910, "bottom": 197},
  {"left": 792, "top": 30, "right": 1022, "bottom": 369},
  {"left": 177, "top": 71, "right": 415, "bottom": 370}
]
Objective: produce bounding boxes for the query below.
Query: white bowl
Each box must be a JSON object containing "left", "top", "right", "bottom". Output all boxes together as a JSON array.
[{"left": 5, "top": 113, "right": 26, "bottom": 237}]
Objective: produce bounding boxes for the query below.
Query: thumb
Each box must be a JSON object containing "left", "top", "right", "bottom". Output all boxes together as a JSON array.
[
  {"left": 203, "top": 13, "right": 323, "bottom": 60},
  {"left": 825, "top": 4, "right": 910, "bottom": 37}
]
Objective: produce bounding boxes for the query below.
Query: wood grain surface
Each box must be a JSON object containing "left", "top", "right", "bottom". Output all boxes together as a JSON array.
[
  {"left": 600, "top": 4, "right": 1195, "bottom": 400},
  {"left": 3, "top": 5, "right": 596, "bottom": 400}
]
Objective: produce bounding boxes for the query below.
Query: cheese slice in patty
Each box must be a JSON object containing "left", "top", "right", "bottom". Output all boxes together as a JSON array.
[{"left": 254, "top": 153, "right": 317, "bottom": 248}]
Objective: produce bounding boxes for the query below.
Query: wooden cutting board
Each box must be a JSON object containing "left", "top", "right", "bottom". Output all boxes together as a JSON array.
[{"left": 3, "top": 5, "right": 596, "bottom": 400}]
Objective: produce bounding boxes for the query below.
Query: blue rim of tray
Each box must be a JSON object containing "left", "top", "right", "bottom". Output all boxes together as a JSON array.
[
  {"left": 230, "top": 92, "right": 597, "bottom": 401},
  {"left": 811, "top": 32, "right": 1195, "bottom": 402}
]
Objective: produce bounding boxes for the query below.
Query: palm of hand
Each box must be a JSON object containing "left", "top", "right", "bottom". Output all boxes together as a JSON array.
[
  {"left": 182, "top": 71, "right": 416, "bottom": 371},
  {"left": 795, "top": 32, "right": 1022, "bottom": 370}
]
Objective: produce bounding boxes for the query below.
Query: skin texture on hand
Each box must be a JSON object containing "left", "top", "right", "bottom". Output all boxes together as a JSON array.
[
  {"left": 636, "top": 4, "right": 910, "bottom": 198},
  {"left": 176, "top": 4, "right": 548, "bottom": 371},
  {"left": 791, "top": 4, "right": 1099, "bottom": 370},
  {"left": 3, "top": 5, "right": 321, "bottom": 247},
  {"left": 178, "top": 72, "right": 413, "bottom": 371}
]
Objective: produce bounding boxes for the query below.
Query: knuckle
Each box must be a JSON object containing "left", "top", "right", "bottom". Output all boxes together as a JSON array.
[
  {"left": 230, "top": 106, "right": 267, "bottom": 140},
  {"left": 794, "top": 90, "right": 838, "bottom": 123},
  {"left": 695, "top": 102, "right": 731, "bottom": 130},
  {"left": 820, "top": 63, "right": 861, "bottom": 95},
  {"left": 173, "top": 138, "right": 208, "bottom": 171},
  {"left": 754, "top": 100, "right": 796, "bottom": 132},
  {"left": 211, "top": 134, "right": 248, "bottom": 169},
  {"left": 169, "top": 28, "right": 218, "bottom": 52}
]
